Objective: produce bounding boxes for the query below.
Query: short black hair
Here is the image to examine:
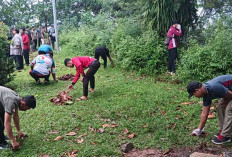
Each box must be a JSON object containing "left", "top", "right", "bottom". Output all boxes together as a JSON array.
[
  {"left": 21, "top": 27, "right": 25, "bottom": 31},
  {"left": 172, "top": 20, "right": 179, "bottom": 25},
  {"left": 38, "top": 51, "right": 46, "bottom": 55},
  {"left": 64, "top": 58, "right": 71, "bottom": 66},
  {"left": 14, "top": 28, "right": 19, "bottom": 34},
  {"left": 22, "top": 95, "right": 36, "bottom": 109},
  {"left": 26, "top": 26, "right": 30, "bottom": 29}
]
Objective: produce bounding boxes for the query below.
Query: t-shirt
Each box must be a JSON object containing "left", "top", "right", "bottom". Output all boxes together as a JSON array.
[
  {"left": 21, "top": 33, "right": 30, "bottom": 50},
  {"left": 0, "top": 86, "right": 20, "bottom": 115},
  {"left": 37, "top": 28, "right": 42, "bottom": 38},
  {"left": 31, "top": 30, "right": 37, "bottom": 39},
  {"left": 30, "top": 54, "right": 55, "bottom": 75},
  {"left": 48, "top": 27, "right": 55, "bottom": 37},
  {"left": 25, "top": 30, "right": 32, "bottom": 41},
  {"left": 203, "top": 75, "right": 232, "bottom": 106},
  {"left": 10, "top": 34, "right": 23, "bottom": 56},
  {"left": 95, "top": 46, "right": 110, "bottom": 57}
]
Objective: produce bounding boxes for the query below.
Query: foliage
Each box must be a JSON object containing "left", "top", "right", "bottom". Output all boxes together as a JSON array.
[
  {"left": 0, "top": 22, "right": 15, "bottom": 85},
  {"left": 141, "top": 0, "right": 198, "bottom": 36},
  {"left": 177, "top": 18, "right": 232, "bottom": 82}
]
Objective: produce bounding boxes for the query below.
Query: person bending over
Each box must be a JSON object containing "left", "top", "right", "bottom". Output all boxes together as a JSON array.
[
  {"left": 0, "top": 86, "right": 36, "bottom": 150},
  {"left": 94, "top": 46, "right": 114, "bottom": 68},
  {"left": 64, "top": 56, "right": 100, "bottom": 100}
]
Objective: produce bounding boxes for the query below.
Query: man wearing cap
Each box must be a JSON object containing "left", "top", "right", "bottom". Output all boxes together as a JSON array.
[
  {"left": 187, "top": 75, "right": 232, "bottom": 144},
  {"left": 30, "top": 45, "right": 58, "bottom": 84},
  {"left": 20, "top": 27, "right": 30, "bottom": 66},
  {"left": 0, "top": 86, "right": 36, "bottom": 150},
  {"left": 166, "top": 20, "right": 182, "bottom": 75}
]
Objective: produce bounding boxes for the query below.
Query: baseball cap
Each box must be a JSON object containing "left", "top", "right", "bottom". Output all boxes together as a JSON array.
[
  {"left": 187, "top": 81, "right": 202, "bottom": 98},
  {"left": 38, "top": 45, "right": 53, "bottom": 53}
]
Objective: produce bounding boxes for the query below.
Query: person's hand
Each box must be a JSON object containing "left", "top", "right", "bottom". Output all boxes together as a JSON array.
[
  {"left": 176, "top": 24, "right": 181, "bottom": 30},
  {"left": 17, "top": 131, "right": 28, "bottom": 139},
  {"left": 191, "top": 128, "right": 204, "bottom": 136},
  {"left": 111, "top": 63, "right": 115, "bottom": 68},
  {"left": 11, "top": 140, "right": 20, "bottom": 150},
  {"left": 54, "top": 79, "right": 58, "bottom": 82},
  {"left": 81, "top": 77, "right": 84, "bottom": 82}
]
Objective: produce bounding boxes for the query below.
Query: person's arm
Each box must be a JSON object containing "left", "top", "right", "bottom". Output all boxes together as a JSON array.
[
  {"left": 31, "top": 31, "right": 34, "bottom": 41},
  {"left": 198, "top": 105, "right": 211, "bottom": 130},
  {"left": 108, "top": 56, "right": 114, "bottom": 68},
  {"left": 4, "top": 112, "right": 20, "bottom": 149},
  {"left": 13, "top": 108, "right": 25, "bottom": 138},
  {"left": 172, "top": 27, "right": 182, "bottom": 36},
  {"left": 22, "top": 35, "right": 29, "bottom": 44},
  {"left": 51, "top": 61, "right": 58, "bottom": 82}
]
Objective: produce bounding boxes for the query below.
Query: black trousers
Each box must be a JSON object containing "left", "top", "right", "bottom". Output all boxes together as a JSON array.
[
  {"left": 168, "top": 48, "right": 177, "bottom": 73},
  {"left": 30, "top": 71, "right": 50, "bottom": 82},
  {"left": 50, "top": 36, "right": 55, "bottom": 50},
  {"left": 38, "top": 38, "right": 42, "bottom": 47},
  {"left": 13, "top": 55, "right": 24, "bottom": 70},
  {"left": 23, "top": 49, "right": 30, "bottom": 65},
  {"left": 83, "top": 60, "right": 100, "bottom": 96},
  {"left": 94, "top": 52, "right": 107, "bottom": 68},
  {"left": 0, "top": 105, "right": 5, "bottom": 144},
  {"left": 33, "top": 39, "right": 37, "bottom": 50}
]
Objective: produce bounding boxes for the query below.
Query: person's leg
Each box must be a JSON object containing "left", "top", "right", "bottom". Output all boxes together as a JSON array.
[
  {"left": 44, "top": 74, "right": 50, "bottom": 83},
  {"left": 101, "top": 54, "right": 107, "bottom": 68},
  {"left": 34, "top": 39, "right": 37, "bottom": 50},
  {"left": 19, "top": 55, "right": 24, "bottom": 70},
  {"left": 83, "top": 60, "right": 100, "bottom": 97},
  {"left": 38, "top": 38, "right": 41, "bottom": 47},
  {"left": 29, "top": 71, "right": 39, "bottom": 82},
  {"left": 51, "top": 37, "right": 55, "bottom": 49},
  {"left": 94, "top": 51, "right": 100, "bottom": 60},
  {"left": 171, "top": 48, "right": 177, "bottom": 73},
  {"left": 220, "top": 100, "right": 232, "bottom": 137},
  {"left": 23, "top": 49, "right": 30, "bottom": 65},
  {"left": 218, "top": 99, "right": 226, "bottom": 131},
  {"left": 13, "top": 55, "right": 19, "bottom": 70},
  {"left": 0, "top": 105, "right": 6, "bottom": 144},
  {"left": 167, "top": 49, "right": 172, "bottom": 72}
]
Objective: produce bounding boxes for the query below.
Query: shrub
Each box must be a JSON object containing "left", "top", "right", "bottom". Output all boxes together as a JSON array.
[
  {"left": 0, "top": 22, "right": 15, "bottom": 85},
  {"left": 177, "top": 19, "right": 232, "bottom": 82}
]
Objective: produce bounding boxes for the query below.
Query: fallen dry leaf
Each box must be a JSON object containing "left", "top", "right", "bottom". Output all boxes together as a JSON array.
[
  {"left": 71, "top": 150, "right": 78, "bottom": 155},
  {"left": 183, "top": 110, "right": 188, "bottom": 117},
  {"left": 89, "top": 126, "right": 96, "bottom": 132},
  {"left": 76, "top": 138, "right": 84, "bottom": 144},
  {"left": 66, "top": 132, "right": 76, "bottom": 136},
  {"left": 150, "top": 112, "right": 155, "bottom": 117},
  {"left": 208, "top": 112, "right": 215, "bottom": 119},
  {"left": 110, "top": 124, "right": 118, "bottom": 128},
  {"left": 180, "top": 101, "right": 195, "bottom": 105},
  {"left": 50, "top": 91, "right": 73, "bottom": 105},
  {"left": 143, "top": 123, "right": 148, "bottom": 128},
  {"left": 124, "top": 128, "right": 130, "bottom": 134},
  {"left": 102, "top": 124, "right": 110, "bottom": 128},
  {"left": 54, "top": 136, "right": 63, "bottom": 141},
  {"left": 119, "top": 134, "right": 126, "bottom": 140},
  {"left": 161, "top": 110, "right": 166, "bottom": 115},
  {"left": 58, "top": 74, "right": 75, "bottom": 81},
  {"left": 77, "top": 134, "right": 86, "bottom": 139},
  {"left": 39, "top": 155, "right": 49, "bottom": 157},
  {"left": 128, "top": 133, "right": 135, "bottom": 139},
  {"left": 98, "top": 128, "right": 105, "bottom": 133},
  {"left": 47, "top": 131, "right": 59, "bottom": 134}
]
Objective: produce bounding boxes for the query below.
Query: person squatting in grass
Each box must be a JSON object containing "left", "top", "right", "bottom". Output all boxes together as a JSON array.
[
  {"left": 64, "top": 56, "right": 100, "bottom": 101},
  {"left": 94, "top": 46, "right": 114, "bottom": 68},
  {"left": 187, "top": 75, "right": 232, "bottom": 145},
  {"left": 29, "top": 45, "right": 58, "bottom": 84},
  {"left": 0, "top": 86, "right": 36, "bottom": 150},
  {"left": 166, "top": 20, "right": 182, "bottom": 75}
]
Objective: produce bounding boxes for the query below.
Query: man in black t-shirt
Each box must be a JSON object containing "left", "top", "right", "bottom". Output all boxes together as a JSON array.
[{"left": 94, "top": 46, "right": 114, "bottom": 68}]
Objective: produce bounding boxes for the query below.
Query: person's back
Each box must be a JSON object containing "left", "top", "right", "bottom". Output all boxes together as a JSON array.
[{"left": 32, "top": 55, "right": 53, "bottom": 75}]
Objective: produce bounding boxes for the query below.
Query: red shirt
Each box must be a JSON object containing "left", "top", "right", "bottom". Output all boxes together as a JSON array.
[
  {"left": 167, "top": 26, "right": 182, "bottom": 50},
  {"left": 72, "top": 56, "right": 96, "bottom": 84},
  {"left": 21, "top": 33, "right": 30, "bottom": 50}
]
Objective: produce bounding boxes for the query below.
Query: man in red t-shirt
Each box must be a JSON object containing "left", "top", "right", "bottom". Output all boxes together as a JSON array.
[
  {"left": 20, "top": 27, "right": 30, "bottom": 66},
  {"left": 64, "top": 56, "right": 100, "bottom": 101}
]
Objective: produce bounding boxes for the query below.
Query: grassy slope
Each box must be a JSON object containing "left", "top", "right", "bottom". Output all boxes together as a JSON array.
[{"left": 1, "top": 51, "right": 227, "bottom": 157}]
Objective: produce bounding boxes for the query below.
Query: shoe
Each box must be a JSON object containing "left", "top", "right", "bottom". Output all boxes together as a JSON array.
[
  {"left": 214, "top": 130, "right": 222, "bottom": 137},
  {"left": 212, "top": 135, "right": 231, "bottom": 144},
  {"left": 0, "top": 142, "right": 12, "bottom": 150},
  {"left": 4, "top": 135, "right": 9, "bottom": 141}
]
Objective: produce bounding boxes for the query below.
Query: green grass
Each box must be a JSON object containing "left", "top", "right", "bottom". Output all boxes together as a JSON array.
[{"left": 1, "top": 51, "right": 230, "bottom": 157}]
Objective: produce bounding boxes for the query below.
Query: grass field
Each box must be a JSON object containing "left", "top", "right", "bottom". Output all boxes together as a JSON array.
[{"left": 1, "top": 51, "right": 229, "bottom": 157}]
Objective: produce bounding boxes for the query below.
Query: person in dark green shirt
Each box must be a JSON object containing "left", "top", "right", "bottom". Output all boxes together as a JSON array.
[{"left": 0, "top": 86, "right": 36, "bottom": 150}]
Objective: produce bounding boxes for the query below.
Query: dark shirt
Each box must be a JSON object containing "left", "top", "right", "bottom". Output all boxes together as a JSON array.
[{"left": 202, "top": 75, "right": 232, "bottom": 106}]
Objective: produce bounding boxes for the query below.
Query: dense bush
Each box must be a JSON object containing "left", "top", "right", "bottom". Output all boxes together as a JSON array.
[
  {"left": 177, "top": 19, "right": 232, "bottom": 82},
  {"left": 0, "top": 22, "right": 15, "bottom": 85}
]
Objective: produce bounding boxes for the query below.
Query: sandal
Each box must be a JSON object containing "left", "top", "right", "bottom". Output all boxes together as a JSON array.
[{"left": 76, "top": 97, "right": 88, "bottom": 101}]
